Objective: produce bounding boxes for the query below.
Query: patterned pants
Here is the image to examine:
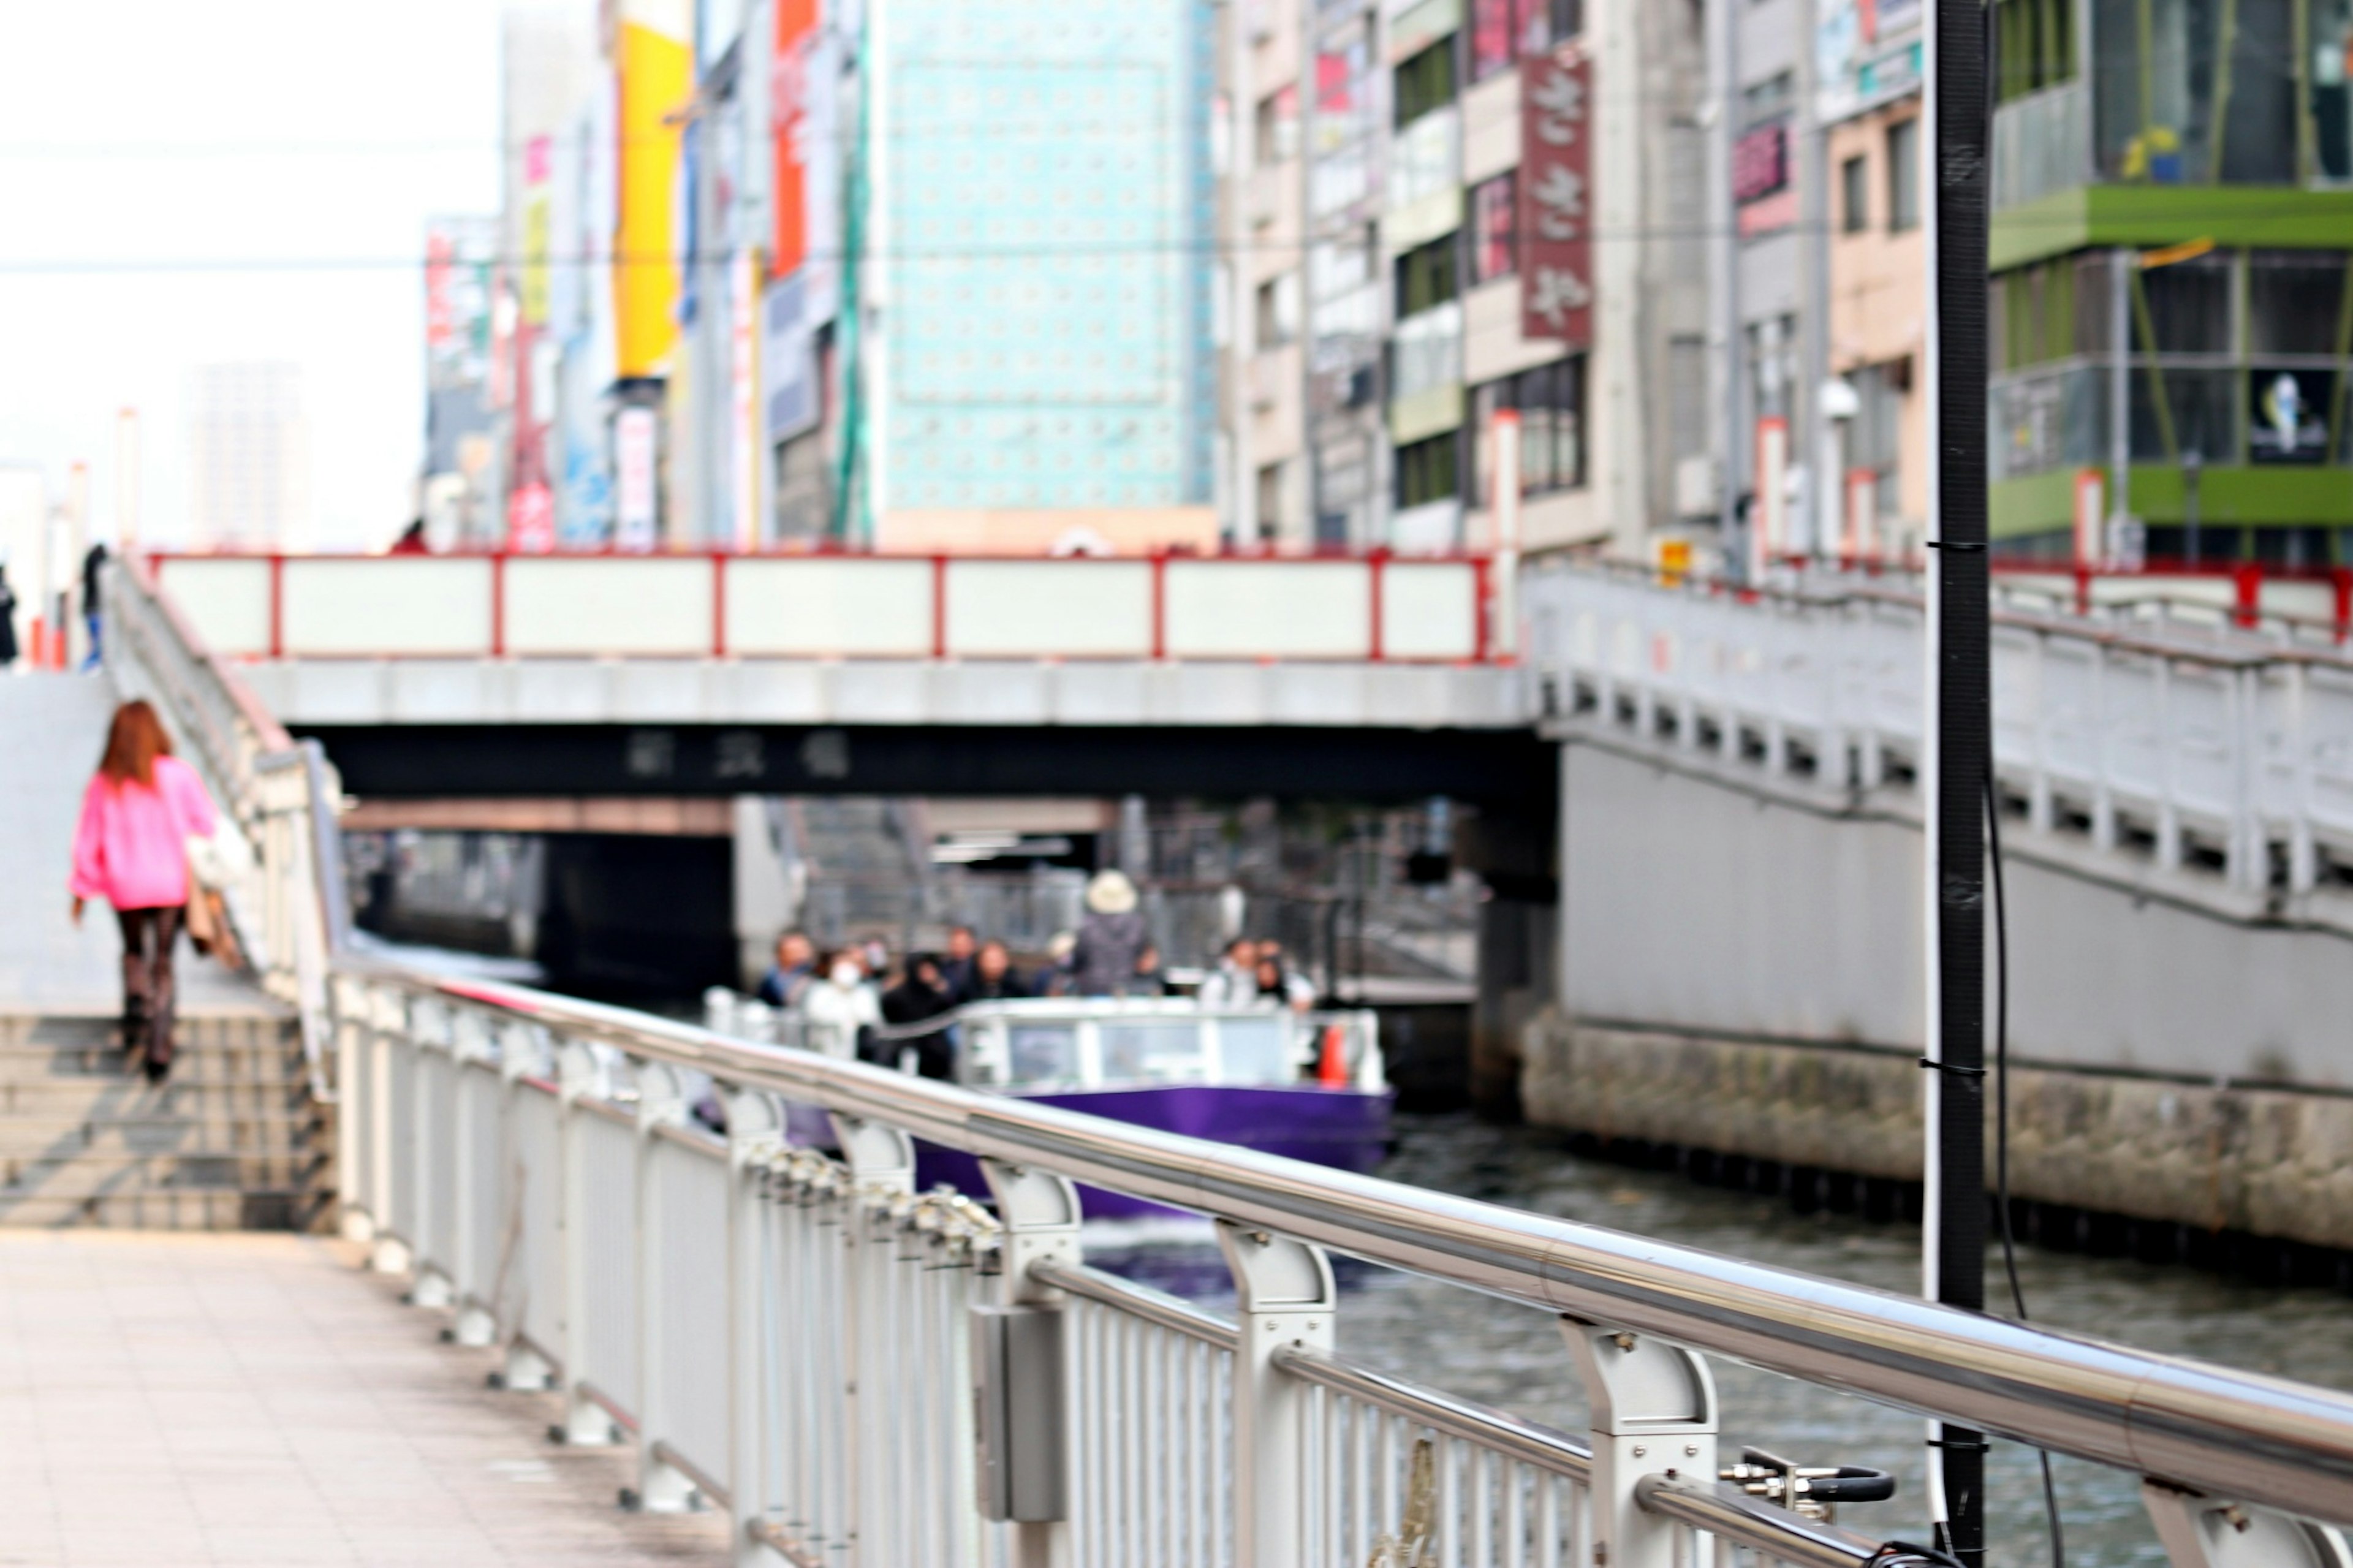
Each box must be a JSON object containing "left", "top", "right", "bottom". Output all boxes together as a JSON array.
[{"left": 116, "top": 905, "right": 182, "bottom": 1078}]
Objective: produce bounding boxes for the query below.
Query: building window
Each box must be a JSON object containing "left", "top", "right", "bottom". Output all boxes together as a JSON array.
[
  {"left": 1994, "top": 0, "right": 2075, "bottom": 102},
  {"left": 1472, "top": 358, "right": 1586, "bottom": 499},
  {"left": 1840, "top": 154, "right": 1869, "bottom": 232},
  {"left": 1471, "top": 0, "right": 1584, "bottom": 81},
  {"left": 2249, "top": 250, "right": 2348, "bottom": 355},
  {"left": 1396, "top": 432, "right": 1461, "bottom": 509},
  {"left": 1393, "top": 40, "right": 1457, "bottom": 127},
  {"left": 1395, "top": 234, "right": 1460, "bottom": 317},
  {"left": 1256, "top": 85, "right": 1300, "bottom": 164},
  {"left": 1885, "top": 118, "right": 1919, "bottom": 231},
  {"left": 1470, "top": 172, "right": 1518, "bottom": 283},
  {"left": 1256, "top": 272, "right": 1301, "bottom": 347},
  {"left": 2090, "top": 0, "right": 2295, "bottom": 183},
  {"left": 1256, "top": 461, "right": 1289, "bottom": 537}
]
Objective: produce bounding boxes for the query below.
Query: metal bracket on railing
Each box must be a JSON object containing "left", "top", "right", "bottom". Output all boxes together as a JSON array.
[
  {"left": 980, "top": 1161, "right": 1081, "bottom": 1308},
  {"left": 828, "top": 1113, "right": 915, "bottom": 1195},
  {"left": 2144, "top": 1481, "right": 2353, "bottom": 1568},
  {"left": 1566, "top": 1319, "right": 1719, "bottom": 1568},
  {"left": 1219, "top": 1221, "right": 1338, "bottom": 1568}
]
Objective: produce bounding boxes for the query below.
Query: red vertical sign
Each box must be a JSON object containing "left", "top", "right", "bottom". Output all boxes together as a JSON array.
[
  {"left": 770, "top": 0, "right": 819, "bottom": 279},
  {"left": 1519, "top": 45, "right": 1593, "bottom": 346}
]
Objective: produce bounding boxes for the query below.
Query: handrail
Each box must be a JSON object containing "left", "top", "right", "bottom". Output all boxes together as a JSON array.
[
  {"left": 1540, "top": 556, "right": 2353, "bottom": 672},
  {"left": 1632, "top": 1474, "right": 1915, "bottom": 1568},
  {"left": 366, "top": 956, "right": 2353, "bottom": 1528}
]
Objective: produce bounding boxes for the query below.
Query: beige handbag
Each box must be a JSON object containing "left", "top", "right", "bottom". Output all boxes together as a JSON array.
[{"left": 182, "top": 839, "right": 243, "bottom": 968}]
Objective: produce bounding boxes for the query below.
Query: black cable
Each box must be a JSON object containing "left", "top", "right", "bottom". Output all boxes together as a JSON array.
[{"left": 1983, "top": 770, "right": 2066, "bottom": 1568}]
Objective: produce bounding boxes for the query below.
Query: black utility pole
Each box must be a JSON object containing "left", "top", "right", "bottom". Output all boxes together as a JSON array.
[{"left": 1928, "top": 0, "right": 1991, "bottom": 1563}]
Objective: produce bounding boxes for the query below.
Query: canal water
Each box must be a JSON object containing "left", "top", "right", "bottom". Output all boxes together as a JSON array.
[{"left": 1089, "top": 1112, "right": 2352, "bottom": 1568}]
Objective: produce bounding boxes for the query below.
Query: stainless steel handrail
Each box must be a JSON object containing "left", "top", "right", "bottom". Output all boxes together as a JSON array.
[{"left": 362, "top": 958, "right": 2353, "bottom": 1526}]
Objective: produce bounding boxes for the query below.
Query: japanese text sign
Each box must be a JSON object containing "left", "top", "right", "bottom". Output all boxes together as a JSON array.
[{"left": 1520, "top": 45, "right": 1593, "bottom": 346}]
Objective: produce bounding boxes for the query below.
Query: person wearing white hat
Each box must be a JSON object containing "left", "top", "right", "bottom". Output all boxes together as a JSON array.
[{"left": 1071, "top": 868, "right": 1149, "bottom": 996}]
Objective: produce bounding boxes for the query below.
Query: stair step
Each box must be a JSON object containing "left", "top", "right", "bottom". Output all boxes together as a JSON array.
[
  {"left": 1, "top": 1149, "right": 327, "bottom": 1196},
  {"left": 0, "top": 1114, "right": 316, "bottom": 1157},
  {"left": 0, "top": 1009, "right": 330, "bottom": 1231},
  {"left": 0, "top": 1187, "right": 320, "bottom": 1230}
]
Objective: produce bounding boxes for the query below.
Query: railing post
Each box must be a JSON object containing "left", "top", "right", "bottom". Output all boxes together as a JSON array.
[
  {"left": 2028, "top": 629, "right": 2055, "bottom": 833},
  {"left": 496, "top": 1023, "right": 557, "bottom": 1394},
  {"left": 631, "top": 1062, "right": 699, "bottom": 1513},
  {"left": 2091, "top": 640, "right": 2118, "bottom": 851},
  {"left": 407, "top": 997, "right": 457, "bottom": 1311},
  {"left": 833, "top": 1114, "right": 915, "bottom": 1564},
  {"left": 2156, "top": 657, "right": 2183, "bottom": 872},
  {"left": 1565, "top": 1321, "right": 1720, "bottom": 1568},
  {"left": 2228, "top": 664, "right": 2262, "bottom": 892},
  {"left": 725, "top": 1089, "right": 781, "bottom": 1567},
  {"left": 557, "top": 1039, "right": 621, "bottom": 1446},
  {"left": 2288, "top": 662, "right": 2318, "bottom": 895},
  {"left": 367, "top": 985, "right": 411, "bottom": 1276},
  {"left": 980, "top": 1161, "right": 1082, "bottom": 1568},
  {"left": 333, "top": 974, "right": 373, "bottom": 1243},
  {"left": 1217, "top": 1221, "right": 1336, "bottom": 1568},
  {"left": 446, "top": 1009, "right": 499, "bottom": 1347}
]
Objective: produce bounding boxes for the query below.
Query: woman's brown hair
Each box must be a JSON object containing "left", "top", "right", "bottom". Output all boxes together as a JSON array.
[{"left": 97, "top": 700, "right": 173, "bottom": 788}]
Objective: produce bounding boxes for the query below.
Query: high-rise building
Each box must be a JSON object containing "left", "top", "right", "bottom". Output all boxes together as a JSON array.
[
  {"left": 422, "top": 215, "right": 502, "bottom": 549},
  {"left": 187, "top": 362, "right": 311, "bottom": 552}
]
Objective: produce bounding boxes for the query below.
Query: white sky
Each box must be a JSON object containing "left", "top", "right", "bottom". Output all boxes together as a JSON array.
[{"left": 0, "top": 1, "right": 506, "bottom": 552}]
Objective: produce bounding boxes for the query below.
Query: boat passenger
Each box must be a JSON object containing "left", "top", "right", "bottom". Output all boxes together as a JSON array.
[
  {"left": 1130, "top": 942, "right": 1170, "bottom": 997},
  {"left": 940, "top": 924, "right": 979, "bottom": 1000},
  {"left": 1072, "top": 869, "right": 1149, "bottom": 996},
  {"left": 758, "top": 928, "right": 817, "bottom": 1007},
  {"left": 1197, "top": 937, "right": 1262, "bottom": 1006},
  {"left": 802, "top": 949, "right": 881, "bottom": 1059},
  {"left": 1256, "top": 954, "right": 1314, "bottom": 1015},
  {"left": 963, "top": 939, "right": 1029, "bottom": 1001},
  {"left": 1037, "top": 931, "right": 1078, "bottom": 996},
  {"left": 881, "top": 953, "right": 958, "bottom": 1079},
  {"left": 1258, "top": 939, "right": 1319, "bottom": 1010}
]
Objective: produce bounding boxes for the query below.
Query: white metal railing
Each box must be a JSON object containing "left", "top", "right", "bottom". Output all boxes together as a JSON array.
[
  {"left": 105, "top": 557, "right": 341, "bottom": 1095},
  {"left": 1526, "top": 560, "right": 2353, "bottom": 895},
  {"left": 117, "top": 536, "right": 2353, "bottom": 1568},
  {"left": 335, "top": 962, "right": 2353, "bottom": 1568}
]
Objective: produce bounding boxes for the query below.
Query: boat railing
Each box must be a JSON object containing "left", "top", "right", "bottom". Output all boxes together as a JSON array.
[{"left": 339, "top": 955, "right": 2353, "bottom": 1568}]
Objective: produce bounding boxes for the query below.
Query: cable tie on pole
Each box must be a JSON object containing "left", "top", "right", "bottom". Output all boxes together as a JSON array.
[
  {"left": 1923, "top": 540, "right": 1988, "bottom": 552},
  {"left": 1918, "top": 1057, "right": 1988, "bottom": 1078},
  {"left": 1925, "top": 1439, "right": 1992, "bottom": 1453}
]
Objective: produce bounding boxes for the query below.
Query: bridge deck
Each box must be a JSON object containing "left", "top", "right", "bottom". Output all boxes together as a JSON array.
[{"left": 0, "top": 1232, "right": 725, "bottom": 1565}]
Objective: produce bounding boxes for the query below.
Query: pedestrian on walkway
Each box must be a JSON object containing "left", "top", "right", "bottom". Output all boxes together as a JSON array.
[
  {"left": 67, "top": 699, "right": 218, "bottom": 1083},
  {"left": 80, "top": 542, "right": 108, "bottom": 672},
  {"left": 0, "top": 561, "right": 18, "bottom": 668},
  {"left": 964, "top": 939, "right": 1029, "bottom": 1001},
  {"left": 880, "top": 952, "right": 958, "bottom": 1078}
]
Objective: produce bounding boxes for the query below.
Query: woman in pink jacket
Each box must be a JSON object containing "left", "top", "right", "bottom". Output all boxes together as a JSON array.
[{"left": 69, "top": 700, "right": 218, "bottom": 1082}]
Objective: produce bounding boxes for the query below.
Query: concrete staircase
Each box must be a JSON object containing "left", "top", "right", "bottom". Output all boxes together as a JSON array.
[
  {"left": 0, "top": 1008, "right": 328, "bottom": 1229},
  {"left": 0, "top": 673, "right": 332, "bottom": 1229}
]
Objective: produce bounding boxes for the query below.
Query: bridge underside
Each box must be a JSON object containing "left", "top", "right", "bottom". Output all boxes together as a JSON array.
[{"left": 301, "top": 721, "right": 1559, "bottom": 812}]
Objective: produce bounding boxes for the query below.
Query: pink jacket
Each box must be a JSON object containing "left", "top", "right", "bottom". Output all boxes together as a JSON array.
[{"left": 69, "top": 755, "right": 218, "bottom": 911}]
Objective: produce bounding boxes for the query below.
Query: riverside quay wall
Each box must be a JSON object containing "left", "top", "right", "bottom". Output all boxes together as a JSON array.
[{"left": 1529, "top": 738, "right": 2353, "bottom": 1252}]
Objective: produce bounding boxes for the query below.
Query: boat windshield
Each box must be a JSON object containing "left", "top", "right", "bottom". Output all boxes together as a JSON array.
[
  {"left": 1215, "top": 1015, "right": 1292, "bottom": 1085},
  {"left": 1006, "top": 1022, "right": 1083, "bottom": 1087},
  {"left": 1099, "top": 1019, "right": 1208, "bottom": 1083}
]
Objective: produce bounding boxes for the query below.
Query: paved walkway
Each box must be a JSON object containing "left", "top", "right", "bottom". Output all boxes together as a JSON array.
[
  {"left": 0, "top": 673, "right": 260, "bottom": 1016},
  {"left": 0, "top": 1232, "right": 726, "bottom": 1566}
]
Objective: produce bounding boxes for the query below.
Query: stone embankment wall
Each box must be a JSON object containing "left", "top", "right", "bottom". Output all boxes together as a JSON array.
[{"left": 1524, "top": 1014, "right": 2353, "bottom": 1251}]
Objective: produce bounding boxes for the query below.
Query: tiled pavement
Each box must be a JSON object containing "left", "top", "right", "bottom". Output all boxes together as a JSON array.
[{"left": 0, "top": 1232, "right": 727, "bottom": 1566}]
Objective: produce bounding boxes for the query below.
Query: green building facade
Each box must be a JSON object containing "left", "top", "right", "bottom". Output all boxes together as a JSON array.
[{"left": 1988, "top": 0, "right": 2353, "bottom": 563}]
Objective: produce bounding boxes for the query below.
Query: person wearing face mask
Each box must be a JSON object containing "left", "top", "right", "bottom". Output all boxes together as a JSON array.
[{"left": 801, "top": 949, "right": 881, "bottom": 1059}]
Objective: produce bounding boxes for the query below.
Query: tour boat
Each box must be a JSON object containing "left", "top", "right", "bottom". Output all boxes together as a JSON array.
[{"left": 728, "top": 995, "right": 1395, "bottom": 1218}]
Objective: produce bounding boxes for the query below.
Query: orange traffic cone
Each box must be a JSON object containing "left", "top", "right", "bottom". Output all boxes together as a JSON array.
[{"left": 1316, "top": 1024, "right": 1349, "bottom": 1086}]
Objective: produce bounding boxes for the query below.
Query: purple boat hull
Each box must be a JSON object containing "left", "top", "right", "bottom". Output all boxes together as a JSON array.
[{"left": 915, "top": 1083, "right": 1395, "bottom": 1218}]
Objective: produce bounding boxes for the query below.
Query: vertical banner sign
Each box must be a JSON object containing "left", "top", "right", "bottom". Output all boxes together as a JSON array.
[
  {"left": 1519, "top": 45, "right": 1593, "bottom": 346},
  {"left": 614, "top": 406, "right": 659, "bottom": 553},
  {"left": 1754, "top": 416, "right": 1789, "bottom": 575},
  {"left": 771, "top": 0, "right": 820, "bottom": 281}
]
